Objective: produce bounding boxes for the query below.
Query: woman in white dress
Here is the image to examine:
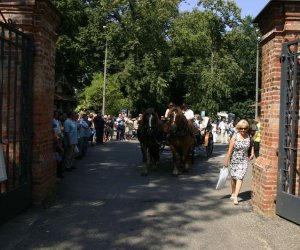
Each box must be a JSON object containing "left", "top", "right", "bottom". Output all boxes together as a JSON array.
[{"left": 224, "top": 119, "right": 254, "bottom": 205}]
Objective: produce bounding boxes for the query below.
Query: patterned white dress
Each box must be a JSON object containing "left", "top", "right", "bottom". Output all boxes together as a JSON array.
[{"left": 230, "top": 133, "right": 251, "bottom": 180}]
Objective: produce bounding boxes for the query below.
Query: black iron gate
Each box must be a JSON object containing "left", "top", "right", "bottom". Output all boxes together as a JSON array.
[
  {"left": 277, "top": 39, "right": 300, "bottom": 225},
  {"left": 0, "top": 19, "right": 33, "bottom": 223}
]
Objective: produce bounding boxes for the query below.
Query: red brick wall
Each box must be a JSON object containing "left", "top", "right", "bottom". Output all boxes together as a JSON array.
[
  {"left": 0, "top": 0, "right": 60, "bottom": 204},
  {"left": 253, "top": 1, "right": 300, "bottom": 215}
]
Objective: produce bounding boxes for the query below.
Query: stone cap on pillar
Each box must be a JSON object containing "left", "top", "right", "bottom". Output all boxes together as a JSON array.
[
  {"left": 253, "top": 0, "right": 300, "bottom": 44},
  {"left": 254, "top": 0, "right": 300, "bottom": 21}
]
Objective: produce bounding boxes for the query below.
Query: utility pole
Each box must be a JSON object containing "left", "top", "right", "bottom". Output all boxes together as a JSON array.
[{"left": 102, "top": 26, "right": 108, "bottom": 116}]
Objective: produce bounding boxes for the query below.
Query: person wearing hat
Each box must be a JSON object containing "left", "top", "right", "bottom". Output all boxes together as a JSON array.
[
  {"left": 181, "top": 103, "right": 194, "bottom": 121},
  {"left": 164, "top": 102, "right": 174, "bottom": 118}
]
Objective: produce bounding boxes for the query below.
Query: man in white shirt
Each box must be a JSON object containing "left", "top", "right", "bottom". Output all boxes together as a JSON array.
[
  {"left": 218, "top": 117, "right": 228, "bottom": 143},
  {"left": 181, "top": 103, "right": 194, "bottom": 121},
  {"left": 164, "top": 102, "right": 174, "bottom": 118},
  {"left": 53, "top": 111, "right": 62, "bottom": 137}
]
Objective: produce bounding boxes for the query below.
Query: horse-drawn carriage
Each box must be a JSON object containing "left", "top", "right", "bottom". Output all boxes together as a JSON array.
[
  {"left": 159, "top": 116, "right": 214, "bottom": 157},
  {"left": 137, "top": 107, "right": 214, "bottom": 176}
]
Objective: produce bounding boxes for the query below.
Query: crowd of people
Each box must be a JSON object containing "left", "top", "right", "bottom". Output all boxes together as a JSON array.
[{"left": 52, "top": 110, "right": 142, "bottom": 178}]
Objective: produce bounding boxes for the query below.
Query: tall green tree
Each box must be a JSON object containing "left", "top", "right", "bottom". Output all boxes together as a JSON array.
[
  {"left": 77, "top": 73, "right": 131, "bottom": 115},
  {"left": 106, "top": 0, "right": 181, "bottom": 114},
  {"left": 222, "top": 16, "right": 258, "bottom": 118},
  {"left": 52, "top": 0, "right": 91, "bottom": 87},
  {"left": 168, "top": 6, "right": 243, "bottom": 116}
]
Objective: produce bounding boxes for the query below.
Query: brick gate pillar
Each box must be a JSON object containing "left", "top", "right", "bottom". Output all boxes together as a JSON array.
[
  {"left": 0, "top": 1, "right": 61, "bottom": 203},
  {"left": 253, "top": 0, "right": 300, "bottom": 215}
]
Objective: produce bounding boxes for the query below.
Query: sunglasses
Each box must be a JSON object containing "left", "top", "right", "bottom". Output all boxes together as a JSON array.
[{"left": 240, "top": 127, "right": 248, "bottom": 130}]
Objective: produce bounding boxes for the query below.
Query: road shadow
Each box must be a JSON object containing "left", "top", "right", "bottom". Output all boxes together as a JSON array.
[
  {"left": 239, "top": 190, "right": 251, "bottom": 202},
  {"left": 0, "top": 141, "right": 257, "bottom": 250}
]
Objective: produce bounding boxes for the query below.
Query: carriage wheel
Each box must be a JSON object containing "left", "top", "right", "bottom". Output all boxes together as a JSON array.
[{"left": 206, "top": 135, "right": 214, "bottom": 157}]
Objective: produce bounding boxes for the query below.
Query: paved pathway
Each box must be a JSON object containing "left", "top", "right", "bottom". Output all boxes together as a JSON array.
[{"left": 0, "top": 141, "right": 300, "bottom": 250}]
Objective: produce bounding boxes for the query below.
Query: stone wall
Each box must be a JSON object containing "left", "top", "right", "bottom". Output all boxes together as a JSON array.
[{"left": 0, "top": 0, "right": 60, "bottom": 203}]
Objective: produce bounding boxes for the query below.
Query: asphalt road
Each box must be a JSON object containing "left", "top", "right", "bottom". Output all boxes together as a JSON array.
[{"left": 1, "top": 140, "right": 300, "bottom": 250}]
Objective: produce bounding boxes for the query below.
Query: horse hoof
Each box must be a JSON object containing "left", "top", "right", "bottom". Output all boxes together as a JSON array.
[
  {"left": 141, "top": 172, "right": 148, "bottom": 176},
  {"left": 151, "top": 166, "right": 158, "bottom": 171},
  {"left": 183, "top": 164, "right": 189, "bottom": 172}
]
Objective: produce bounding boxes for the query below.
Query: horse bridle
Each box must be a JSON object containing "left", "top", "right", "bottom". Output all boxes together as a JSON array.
[
  {"left": 144, "top": 113, "right": 157, "bottom": 133},
  {"left": 166, "top": 110, "right": 189, "bottom": 137}
]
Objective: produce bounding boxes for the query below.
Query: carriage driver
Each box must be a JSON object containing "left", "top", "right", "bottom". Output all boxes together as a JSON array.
[
  {"left": 164, "top": 102, "right": 174, "bottom": 118},
  {"left": 181, "top": 103, "right": 194, "bottom": 121},
  {"left": 192, "top": 115, "right": 207, "bottom": 135}
]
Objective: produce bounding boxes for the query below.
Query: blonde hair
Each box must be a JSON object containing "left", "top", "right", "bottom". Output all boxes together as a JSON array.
[
  {"left": 235, "top": 119, "right": 249, "bottom": 131},
  {"left": 78, "top": 110, "right": 86, "bottom": 118}
]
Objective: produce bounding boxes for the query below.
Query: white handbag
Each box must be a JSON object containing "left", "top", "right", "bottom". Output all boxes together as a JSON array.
[{"left": 216, "top": 167, "right": 229, "bottom": 190}]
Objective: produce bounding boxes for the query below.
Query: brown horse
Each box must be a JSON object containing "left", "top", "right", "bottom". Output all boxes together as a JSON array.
[
  {"left": 137, "top": 108, "right": 162, "bottom": 176},
  {"left": 163, "top": 106, "right": 195, "bottom": 176}
]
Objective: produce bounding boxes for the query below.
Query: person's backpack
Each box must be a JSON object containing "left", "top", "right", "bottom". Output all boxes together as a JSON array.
[{"left": 117, "top": 120, "right": 124, "bottom": 129}]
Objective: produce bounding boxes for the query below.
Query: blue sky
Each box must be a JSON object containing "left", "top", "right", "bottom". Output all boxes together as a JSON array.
[{"left": 179, "top": 0, "right": 270, "bottom": 18}]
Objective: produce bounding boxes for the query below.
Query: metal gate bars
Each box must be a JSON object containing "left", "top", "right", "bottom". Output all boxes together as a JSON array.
[
  {"left": 0, "top": 20, "right": 33, "bottom": 223},
  {"left": 277, "top": 39, "right": 300, "bottom": 225}
]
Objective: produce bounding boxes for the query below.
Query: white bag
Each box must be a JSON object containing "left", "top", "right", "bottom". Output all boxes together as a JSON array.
[{"left": 216, "top": 167, "right": 229, "bottom": 190}]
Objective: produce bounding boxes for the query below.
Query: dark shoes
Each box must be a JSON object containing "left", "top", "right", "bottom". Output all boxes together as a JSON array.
[{"left": 65, "top": 166, "right": 77, "bottom": 172}]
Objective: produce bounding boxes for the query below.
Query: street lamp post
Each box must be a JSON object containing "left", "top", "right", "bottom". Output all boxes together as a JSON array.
[
  {"left": 255, "top": 35, "right": 260, "bottom": 120},
  {"left": 102, "top": 26, "right": 108, "bottom": 116}
]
